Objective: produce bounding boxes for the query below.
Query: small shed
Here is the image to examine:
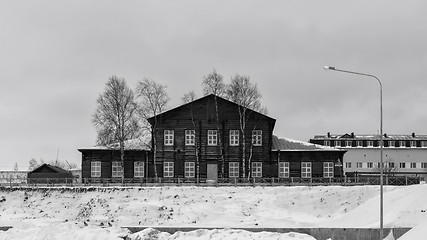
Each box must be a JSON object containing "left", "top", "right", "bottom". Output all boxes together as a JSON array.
[{"left": 27, "top": 164, "right": 73, "bottom": 184}]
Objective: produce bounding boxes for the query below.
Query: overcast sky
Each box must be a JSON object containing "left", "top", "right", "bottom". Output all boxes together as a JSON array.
[{"left": 1, "top": 1, "right": 427, "bottom": 170}]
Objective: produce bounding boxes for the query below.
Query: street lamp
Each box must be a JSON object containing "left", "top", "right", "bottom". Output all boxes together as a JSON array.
[{"left": 324, "top": 66, "right": 384, "bottom": 240}]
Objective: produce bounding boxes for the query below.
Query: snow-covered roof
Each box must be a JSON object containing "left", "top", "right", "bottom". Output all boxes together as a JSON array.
[
  {"left": 312, "top": 133, "right": 427, "bottom": 140},
  {"left": 78, "top": 138, "right": 150, "bottom": 151},
  {"left": 272, "top": 135, "right": 345, "bottom": 151}
]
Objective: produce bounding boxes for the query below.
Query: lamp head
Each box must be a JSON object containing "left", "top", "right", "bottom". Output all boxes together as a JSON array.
[{"left": 324, "top": 66, "right": 336, "bottom": 71}]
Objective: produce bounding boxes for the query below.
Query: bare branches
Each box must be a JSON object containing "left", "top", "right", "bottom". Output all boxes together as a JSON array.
[
  {"left": 92, "top": 76, "right": 140, "bottom": 146},
  {"left": 202, "top": 69, "right": 226, "bottom": 97},
  {"left": 182, "top": 90, "right": 197, "bottom": 104}
]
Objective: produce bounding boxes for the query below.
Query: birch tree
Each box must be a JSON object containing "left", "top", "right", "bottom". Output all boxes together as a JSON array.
[
  {"left": 181, "top": 90, "right": 197, "bottom": 104},
  {"left": 92, "top": 76, "right": 140, "bottom": 180},
  {"left": 226, "top": 74, "right": 264, "bottom": 178},
  {"left": 136, "top": 78, "right": 169, "bottom": 179},
  {"left": 202, "top": 69, "right": 226, "bottom": 97}
]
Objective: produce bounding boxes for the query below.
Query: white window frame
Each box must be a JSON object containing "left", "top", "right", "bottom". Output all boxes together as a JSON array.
[
  {"left": 410, "top": 162, "right": 416, "bottom": 168},
  {"left": 252, "top": 162, "right": 262, "bottom": 178},
  {"left": 185, "top": 130, "right": 195, "bottom": 146},
  {"left": 164, "top": 130, "right": 174, "bottom": 146},
  {"left": 184, "top": 162, "right": 195, "bottom": 178},
  {"left": 400, "top": 162, "right": 406, "bottom": 168},
  {"left": 356, "top": 141, "right": 363, "bottom": 147},
  {"left": 323, "top": 162, "right": 334, "bottom": 178},
  {"left": 229, "top": 162, "right": 239, "bottom": 178},
  {"left": 301, "top": 162, "right": 312, "bottom": 178},
  {"left": 334, "top": 141, "right": 341, "bottom": 147},
  {"left": 164, "top": 162, "right": 174, "bottom": 177},
  {"left": 230, "top": 130, "right": 239, "bottom": 146},
  {"left": 367, "top": 162, "right": 373, "bottom": 168},
  {"left": 345, "top": 162, "right": 352, "bottom": 169},
  {"left": 399, "top": 141, "right": 406, "bottom": 148},
  {"left": 207, "top": 130, "right": 218, "bottom": 146},
  {"left": 279, "top": 162, "right": 290, "bottom": 178},
  {"left": 389, "top": 141, "right": 395, "bottom": 148},
  {"left": 91, "top": 161, "right": 101, "bottom": 178},
  {"left": 356, "top": 162, "right": 363, "bottom": 168},
  {"left": 410, "top": 141, "right": 417, "bottom": 148},
  {"left": 345, "top": 141, "right": 352, "bottom": 147},
  {"left": 252, "top": 130, "right": 262, "bottom": 146},
  {"left": 112, "top": 161, "right": 123, "bottom": 178},
  {"left": 324, "top": 140, "right": 330, "bottom": 147},
  {"left": 367, "top": 141, "right": 374, "bottom": 147},
  {"left": 134, "top": 161, "right": 144, "bottom": 178}
]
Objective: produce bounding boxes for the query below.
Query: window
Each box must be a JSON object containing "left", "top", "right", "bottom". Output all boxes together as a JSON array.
[
  {"left": 410, "top": 162, "right": 416, "bottom": 168},
  {"left": 410, "top": 141, "right": 417, "bottom": 148},
  {"left": 357, "top": 141, "right": 363, "bottom": 147},
  {"left": 323, "top": 162, "right": 334, "bottom": 178},
  {"left": 230, "top": 130, "right": 239, "bottom": 146},
  {"left": 229, "top": 162, "right": 239, "bottom": 178},
  {"left": 164, "top": 162, "right": 174, "bottom": 177},
  {"left": 400, "top": 162, "right": 406, "bottom": 168},
  {"left": 389, "top": 141, "right": 395, "bottom": 148},
  {"left": 345, "top": 162, "right": 352, "bottom": 169},
  {"left": 252, "top": 162, "right": 262, "bottom": 178},
  {"left": 252, "top": 130, "right": 262, "bottom": 146},
  {"left": 91, "top": 161, "right": 101, "bottom": 177},
  {"left": 422, "top": 163, "right": 427, "bottom": 168},
  {"left": 185, "top": 162, "right": 195, "bottom": 178},
  {"left": 399, "top": 141, "right": 406, "bottom": 148},
  {"left": 367, "top": 141, "right": 374, "bottom": 147},
  {"left": 279, "top": 162, "right": 290, "bottom": 178},
  {"left": 334, "top": 141, "right": 341, "bottom": 147},
  {"left": 112, "top": 161, "right": 123, "bottom": 178},
  {"left": 164, "top": 130, "right": 174, "bottom": 146},
  {"left": 185, "top": 130, "right": 195, "bottom": 146},
  {"left": 324, "top": 141, "right": 330, "bottom": 147},
  {"left": 345, "top": 141, "right": 352, "bottom": 147},
  {"left": 356, "top": 162, "right": 363, "bottom": 168},
  {"left": 207, "top": 130, "right": 218, "bottom": 146},
  {"left": 422, "top": 141, "right": 427, "bottom": 148},
  {"left": 134, "top": 161, "right": 144, "bottom": 178},
  {"left": 301, "top": 162, "right": 311, "bottom": 178},
  {"left": 367, "top": 162, "right": 373, "bottom": 168},
  {"left": 389, "top": 162, "right": 395, "bottom": 168}
]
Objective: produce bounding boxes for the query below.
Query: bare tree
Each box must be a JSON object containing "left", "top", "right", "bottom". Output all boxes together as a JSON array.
[
  {"left": 226, "top": 74, "right": 265, "bottom": 178},
  {"left": 136, "top": 78, "right": 169, "bottom": 179},
  {"left": 202, "top": 69, "right": 226, "bottom": 97},
  {"left": 28, "top": 158, "right": 39, "bottom": 171},
  {"left": 182, "top": 90, "right": 197, "bottom": 104},
  {"left": 93, "top": 76, "right": 140, "bottom": 181}
]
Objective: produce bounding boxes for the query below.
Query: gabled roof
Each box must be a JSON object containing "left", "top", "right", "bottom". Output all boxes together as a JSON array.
[
  {"left": 272, "top": 135, "right": 345, "bottom": 151},
  {"left": 312, "top": 133, "right": 427, "bottom": 141},
  {"left": 147, "top": 94, "right": 276, "bottom": 127},
  {"left": 78, "top": 137, "right": 151, "bottom": 152},
  {"left": 30, "top": 163, "right": 70, "bottom": 174}
]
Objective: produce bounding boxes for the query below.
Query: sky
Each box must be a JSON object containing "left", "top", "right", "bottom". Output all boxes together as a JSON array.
[{"left": 1, "top": 0, "right": 427, "bottom": 170}]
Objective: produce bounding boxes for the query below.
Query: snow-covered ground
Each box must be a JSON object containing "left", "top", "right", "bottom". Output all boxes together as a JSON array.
[{"left": 1, "top": 184, "right": 427, "bottom": 239}]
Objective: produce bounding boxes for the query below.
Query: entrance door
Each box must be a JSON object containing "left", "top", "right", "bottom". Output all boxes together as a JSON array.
[{"left": 207, "top": 164, "right": 218, "bottom": 181}]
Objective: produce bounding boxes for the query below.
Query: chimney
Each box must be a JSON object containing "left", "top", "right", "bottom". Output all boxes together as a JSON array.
[
  {"left": 412, "top": 132, "right": 416, "bottom": 138},
  {"left": 351, "top": 132, "right": 355, "bottom": 138},
  {"left": 384, "top": 133, "right": 388, "bottom": 138},
  {"left": 327, "top": 132, "right": 331, "bottom": 138}
]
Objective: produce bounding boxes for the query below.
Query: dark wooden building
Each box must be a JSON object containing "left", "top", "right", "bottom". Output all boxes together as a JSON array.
[
  {"left": 27, "top": 163, "right": 73, "bottom": 183},
  {"left": 79, "top": 94, "right": 346, "bottom": 182}
]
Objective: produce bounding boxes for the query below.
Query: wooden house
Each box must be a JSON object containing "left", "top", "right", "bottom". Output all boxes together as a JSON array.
[
  {"left": 79, "top": 94, "right": 345, "bottom": 182},
  {"left": 27, "top": 164, "right": 73, "bottom": 184},
  {"left": 147, "top": 94, "right": 276, "bottom": 180}
]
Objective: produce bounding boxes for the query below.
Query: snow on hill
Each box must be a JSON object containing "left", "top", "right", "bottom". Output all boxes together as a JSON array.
[{"left": 1, "top": 184, "right": 427, "bottom": 239}]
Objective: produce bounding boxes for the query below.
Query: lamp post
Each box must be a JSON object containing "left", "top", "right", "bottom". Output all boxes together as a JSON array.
[{"left": 324, "top": 66, "right": 384, "bottom": 240}]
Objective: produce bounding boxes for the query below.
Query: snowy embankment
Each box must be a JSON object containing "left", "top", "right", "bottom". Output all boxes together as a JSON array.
[{"left": 1, "top": 185, "right": 427, "bottom": 239}]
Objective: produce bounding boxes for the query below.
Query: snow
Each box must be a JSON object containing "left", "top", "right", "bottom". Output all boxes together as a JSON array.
[{"left": 1, "top": 184, "right": 427, "bottom": 239}]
